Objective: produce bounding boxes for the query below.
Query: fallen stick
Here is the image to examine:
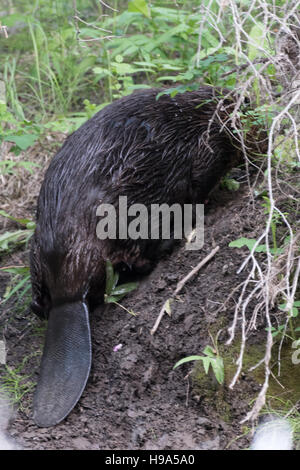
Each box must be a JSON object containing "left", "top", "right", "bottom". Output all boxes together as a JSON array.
[
  {"left": 150, "top": 245, "right": 220, "bottom": 335},
  {"left": 174, "top": 245, "right": 220, "bottom": 295}
]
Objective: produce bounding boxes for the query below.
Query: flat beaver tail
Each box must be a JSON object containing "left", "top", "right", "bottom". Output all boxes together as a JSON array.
[{"left": 33, "top": 301, "right": 92, "bottom": 427}]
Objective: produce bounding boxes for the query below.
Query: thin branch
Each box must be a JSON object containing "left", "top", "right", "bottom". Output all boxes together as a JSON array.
[{"left": 150, "top": 246, "right": 220, "bottom": 335}]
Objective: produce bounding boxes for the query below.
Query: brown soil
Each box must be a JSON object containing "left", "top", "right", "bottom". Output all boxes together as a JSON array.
[
  {"left": 1, "top": 173, "right": 269, "bottom": 451},
  {"left": 1, "top": 139, "right": 299, "bottom": 450}
]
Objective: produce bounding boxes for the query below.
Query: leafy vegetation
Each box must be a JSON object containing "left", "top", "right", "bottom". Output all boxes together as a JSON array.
[
  {"left": 0, "top": 355, "right": 37, "bottom": 410},
  {"left": 174, "top": 345, "right": 225, "bottom": 385},
  {"left": 104, "top": 260, "right": 138, "bottom": 315}
]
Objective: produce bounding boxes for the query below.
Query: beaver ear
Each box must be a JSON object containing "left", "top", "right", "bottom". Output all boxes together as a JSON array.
[{"left": 33, "top": 301, "right": 91, "bottom": 427}]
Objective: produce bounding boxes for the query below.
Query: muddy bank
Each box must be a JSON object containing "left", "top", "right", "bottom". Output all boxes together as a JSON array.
[{"left": 1, "top": 181, "right": 271, "bottom": 450}]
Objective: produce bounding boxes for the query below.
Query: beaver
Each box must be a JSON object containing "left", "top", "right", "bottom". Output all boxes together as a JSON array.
[{"left": 30, "top": 86, "right": 249, "bottom": 427}]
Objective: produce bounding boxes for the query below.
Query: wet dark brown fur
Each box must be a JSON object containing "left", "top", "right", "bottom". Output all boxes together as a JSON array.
[{"left": 30, "top": 86, "right": 245, "bottom": 319}]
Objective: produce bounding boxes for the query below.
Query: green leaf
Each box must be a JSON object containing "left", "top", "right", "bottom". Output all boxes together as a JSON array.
[
  {"left": 211, "top": 357, "right": 224, "bottom": 385},
  {"left": 105, "top": 261, "right": 138, "bottom": 303},
  {"left": 279, "top": 302, "right": 299, "bottom": 317},
  {"left": 223, "top": 178, "right": 240, "bottom": 191},
  {"left": 147, "top": 24, "right": 188, "bottom": 52},
  {"left": 160, "top": 64, "right": 184, "bottom": 71},
  {"left": 0, "top": 230, "right": 30, "bottom": 252},
  {"left": 0, "top": 160, "right": 17, "bottom": 175},
  {"left": 93, "top": 67, "right": 113, "bottom": 78},
  {"left": 0, "top": 210, "right": 33, "bottom": 227},
  {"left": 255, "top": 245, "right": 268, "bottom": 253},
  {"left": 156, "top": 76, "right": 179, "bottom": 83},
  {"left": 111, "top": 272, "right": 119, "bottom": 291},
  {"left": 26, "top": 221, "right": 36, "bottom": 230},
  {"left": 229, "top": 237, "right": 257, "bottom": 250},
  {"left": 248, "top": 22, "right": 269, "bottom": 61},
  {"left": 173, "top": 355, "right": 205, "bottom": 370},
  {"left": 164, "top": 298, "right": 172, "bottom": 315},
  {"left": 291, "top": 308, "right": 299, "bottom": 317},
  {"left": 202, "top": 356, "right": 211, "bottom": 375},
  {"left": 173, "top": 350, "right": 224, "bottom": 385},
  {"left": 4, "top": 134, "right": 38, "bottom": 150},
  {"left": 229, "top": 237, "right": 268, "bottom": 253},
  {"left": 0, "top": 81, "right": 5, "bottom": 105},
  {"left": 203, "top": 345, "right": 216, "bottom": 358},
  {"left": 1, "top": 266, "right": 30, "bottom": 275},
  {"left": 203, "top": 30, "right": 219, "bottom": 48},
  {"left": 3, "top": 274, "right": 31, "bottom": 302},
  {"left": 1, "top": 13, "right": 29, "bottom": 27},
  {"left": 128, "top": 0, "right": 151, "bottom": 18},
  {"left": 111, "top": 62, "right": 137, "bottom": 75},
  {"left": 110, "top": 282, "right": 138, "bottom": 297},
  {"left": 105, "top": 294, "right": 124, "bottom": 304},
  {"left": 133, "top": 61, "right": 157, "bottom": 69}
]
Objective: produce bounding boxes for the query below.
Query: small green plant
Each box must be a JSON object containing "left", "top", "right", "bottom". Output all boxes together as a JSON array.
[
  {"left": 228, "top": 235, "right": 290, "bottom": 256},
  {"left": 173, "top": 344, "right": 224, "bottom": 385},
  {"left": 1, "top": 266, "right": 31, "bottom": 305},
  {"left": 279, "top": 301, "right": 300, "bottom": 320},
  {"left": 0, "top": 98, "right": 41, "bottom": 158},
  {"left": 104, "top": 260, "right": 138, "bottom": 316},
  {"left": 265, "top": 300, "right": 300, "bottom": 344},
  {"left": 0, "top": 210, "right": 36, "bottom": 229},
  {"left": 221, "top": 177, "right": 240, "bottom": 192},
  {"left": 0, "top": 211, "right": 35, "bottom": 255},
  {"left": 0, "top": 231, "right": 32, "bottom": 254},
  {"left": 229, "top": 237, "right": 269, "bottom": 252},
  {"left": 0, "top": 211, "right": 35, "bottom": 304},
  {"left": 0, "top": 356, "right": 37, "bottom": 410},
  {"left": 266, "top": 325, "right": 290, "bottom": 340}
]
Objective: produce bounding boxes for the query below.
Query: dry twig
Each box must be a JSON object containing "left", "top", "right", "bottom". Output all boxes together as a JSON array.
[
  {"left": 197, "top": 0, "right": 300, "bottom": 422},
  {"left": 150, "top": 246, "right": 220, "bottom": 335}
]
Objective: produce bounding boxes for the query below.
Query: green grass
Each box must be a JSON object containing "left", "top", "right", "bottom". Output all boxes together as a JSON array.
[
  {"left": 0, "top": 355, "right": 37, "bottom": 411},
  {"left": 0, "top": 0, "right": 285, "bottom": 123}
]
